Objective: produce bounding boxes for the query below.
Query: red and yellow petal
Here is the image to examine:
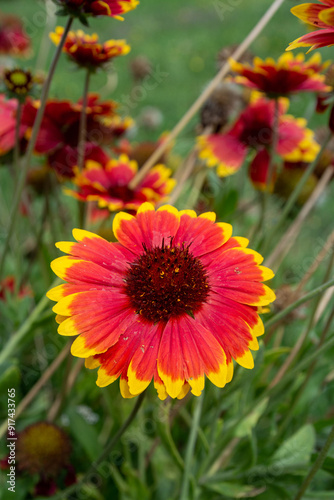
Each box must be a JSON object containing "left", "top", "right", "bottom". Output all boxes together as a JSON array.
[{"left": 198, "top": 134, "right": 247, "bottom": 177}]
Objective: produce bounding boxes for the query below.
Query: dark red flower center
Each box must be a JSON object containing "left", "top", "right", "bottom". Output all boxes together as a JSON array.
[{"left": 124, "top": 240, "right": 210, "bottom": 323}]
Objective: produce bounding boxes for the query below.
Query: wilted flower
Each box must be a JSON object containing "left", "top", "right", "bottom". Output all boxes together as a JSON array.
[
  {"left": 65, "top": 155, "right": 175, "bottom": 211},
  {"left": 47, "top": 203, "right": 275, "bottom": 399},
  {"left": 50, "top": 27, "right": 130, "bottom": 70},
  {"left": 15, "top": 422, "right": 75, "bottom": 497},
  {"left": 0, "top": 12, "right": 30, "bottom": 56},
  {"left": 197, "top": 97, "right": 319, "bottom": 180},
  {"left": 230, "top": 53, "right": 330, "bottom": 97},
  {"left": 288, "top": 1, "right": 334, "bottom": 51}
]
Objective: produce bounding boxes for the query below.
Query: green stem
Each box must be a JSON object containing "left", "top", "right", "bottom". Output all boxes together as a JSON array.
[
  {"left": 180, "top": 392, "right": 204, "bottom": 500},
  {"left": 0, "top": 278, "right": 60, "bottom": 365},
  {"left": 294, "top": 424, "right": 334, "bottom": 500},
  {"left": 77, "top": 69, "right": 91, "bottom": 171},
  {"left": 13, "top": 101, "right": 23, "bottom": 179},
  {"left": 265, "top": 277, "right": 334, "bottom": 329},
  {"left": 50, "top": 391, "right": 146, "bottom": 499},
  {"left": 0, "top": 16, "right": 73, "bottom": 279},
  {"left": 262, "top": 130, "right": 332, "bottom": 255}
]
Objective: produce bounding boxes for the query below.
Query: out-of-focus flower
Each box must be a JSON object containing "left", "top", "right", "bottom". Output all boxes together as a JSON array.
[
  {"left": 0, "top": 94, "right": 28, "bottom": 155},
  {"left": 0, "top": 93, "right": 132, "bottom": 177},
  {"left": 50, "top": 27, "right": 130, "bottom": 70},
  {"left": 0, "top": 12, "right": 30, "bottom": 56},
  {"left": 0, "top": 276, "right": 31, "bottom": 300},
  {"left": 138, "top": 106, "right": 163, "bottom": 130},
  {"left": 15, "top": 422, "right": 76, "bottom": 497},
  {"left": 54, "top": 0, "right": 139, "bottom": 20},
  {"left": 200, "top": 82, "right": 248, "bottom": 133},
  {"left": 3, "top": 68, "right": 34, "bottom": 97},
  {"left": 274, "top": 162, "right": 319, "bottom": 204},
  {"left": 248, "top": 137, "right": 320, "bottom": 192},
  {"left": 288, "top": 1, "right": 334, "bottom": 51},
  {"left": 230, "top": 53, "right": 330, "bottom": 97},
  {"left": 65, "top": 155, "right": 175, "bottom": 211},
  {"left": 197, "top": 97, "right": 319, "bottom": 181},
  {"left": 47, "top": 204, "right": 275, "bottom": 399}
]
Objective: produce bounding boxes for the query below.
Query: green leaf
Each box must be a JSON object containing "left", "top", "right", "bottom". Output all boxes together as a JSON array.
[
  {"left": 271, "top": 424, "right": 315, "bottom": 469},
  {"left": 67, "top": 407, "right": 101, "bottom": 462},
  {"left": 235, "top": 398, "right": 269, "bottom": 438},
  {"left": 312, "top": 454, "right": 334, "bottom": 476}
]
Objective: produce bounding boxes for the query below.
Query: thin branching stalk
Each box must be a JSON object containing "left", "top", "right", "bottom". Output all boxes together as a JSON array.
[
  {"left": 0, "top": 16, "right": 73, "bottom": 279},
  {"left": 180, "top": 392, "right": 204, "bottom": 500},
  {"left": 294, "top": 424, "right": 334, "bottom": 500},
  {"left": 128, "top": 0, "right": 286, "bottom": 190}
]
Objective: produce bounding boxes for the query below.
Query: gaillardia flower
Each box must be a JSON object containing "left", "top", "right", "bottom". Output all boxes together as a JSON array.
[
  {"left": 288, "top": 1, "right": 334, "bottom": 51},
  {"left": 50, "top": 27, "right": 130, "bottom": 69},
  {"left": 230, "top": 52, "right": 330, "bottom": 97},
  {"left": 0, "top": 12, "right": 30, "bottom": 56},
  {"left": 47, "top": 203, "right": 275, "bottom": 399},
  {"left": 54, "top": 0, "right": 139, "bottom": 19},
  {"left": 197, "top": 97, "right": 319, "bottom": 178},
  {"left": 65, "top": 155, "right": 175, "bottom": 211},
  {"left": 3, "top": 68, "right": 34, "bottom": 97}
]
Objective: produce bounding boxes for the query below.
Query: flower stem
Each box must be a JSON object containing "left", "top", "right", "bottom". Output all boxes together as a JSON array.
[
  {"left": 180, "top": 392, "right": 204, "bottom": 500},
  {"left": 50, "top": 391, "right": 146, "bottom": 499},
  {"left": 77, "top": 69, "right": 91, "bottom": 171},
  {"left": 0, "top": 16, "right": 73, "bottom": 279},
  {"left": 294, "top": 424, "right": 334, "bottom": 500},
  {"left": 13, "top": 101, "right": 23, "bottom": 179},
  {"left": 128, "top": 0, "right": 286, "bottom": 190}
]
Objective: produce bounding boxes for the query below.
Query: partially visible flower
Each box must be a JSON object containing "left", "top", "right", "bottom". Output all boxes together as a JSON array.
[
  {"left": 65, "top": 154, "right": 175, "bottom": 211},
  {"left": 50, "top": 27, "right": 130, "bottom": 70},
  {"left": 230, "top": 52, "right": 330, "bottom": 97},
  {"left": 0, "top": 12, "right": 30, "bottom": 56},
  {"left": 0, "top": 276, "right": 31, "bottom": 300},
  {"left": 248, "top": 137, "right": 320, "bottom": 192},
  {"left": 288, "top": 1, "right": 334, "bottom": 51},
  {"left": 197, "top": 97, "right": 319, "bottom": 179},
  {"left": 47, "top": 203, "right": 275, "bottom": 399},
  {"left": 54, "top": 0, "right": 139, "bottom": 20},
  {"left": 3, "top": 68, "right": 34, "bottom": 97},
  {"left": 217, "top": 44, "right": 254, "bottom": 73},
  {"left": 0, "top": 94, "right": 28, "bottom": 156},
  {"left": 1, "top": 93, "right": 129, "bottom": 177}
]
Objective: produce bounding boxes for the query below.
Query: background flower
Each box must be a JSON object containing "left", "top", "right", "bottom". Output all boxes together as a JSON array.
[
  {"left": 65, "top": 155, "right": 175, "bottom": 211},
  {"left": 50, "top": 27, "right": 130, "bottom": 69}
]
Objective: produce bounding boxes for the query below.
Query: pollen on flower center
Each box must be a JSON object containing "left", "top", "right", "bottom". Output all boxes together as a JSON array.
[{"left": 124, "top": 240, "right": 210, "bottom": 323}]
